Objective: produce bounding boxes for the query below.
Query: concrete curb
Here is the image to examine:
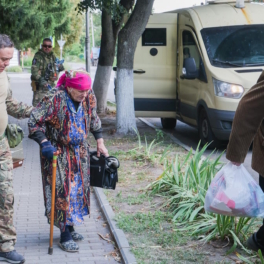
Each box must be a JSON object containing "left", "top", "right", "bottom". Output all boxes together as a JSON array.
[{"left": 93, "top": 187, "right": 137, "bottom": 264}]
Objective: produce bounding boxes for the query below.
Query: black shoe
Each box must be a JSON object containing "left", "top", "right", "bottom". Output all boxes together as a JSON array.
[
  {"left": 0, "top": 250, "right": 25, "bottom": 264},
  {"left": 247, "top": 232, "right": 264, "bottom": 252}
]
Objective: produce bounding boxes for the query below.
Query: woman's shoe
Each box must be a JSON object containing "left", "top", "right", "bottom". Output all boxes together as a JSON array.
[
  {"left": 71, "top": 231, "right": 84, "bottom": 241},
  {"left": 59, "top": 240, "right": 79, "bottom": 252}
]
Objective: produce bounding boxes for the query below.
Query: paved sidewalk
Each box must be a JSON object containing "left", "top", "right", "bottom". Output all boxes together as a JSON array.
[{"left": 3, "top": 77, "right": 119, "bottom": 263}]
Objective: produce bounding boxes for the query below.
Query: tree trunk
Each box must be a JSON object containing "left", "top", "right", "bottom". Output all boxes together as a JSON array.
[
  {"left": 93, "top": 9, "right": 118, "bottom": 113},
  {"left": 116, "top": 68, "right": 136, "bottom": 133},
  {"left": 116, "top": 0, "right": 155, "bottom": 134}
]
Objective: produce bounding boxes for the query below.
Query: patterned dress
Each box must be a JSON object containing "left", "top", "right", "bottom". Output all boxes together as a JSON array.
[{"left": 28, "top": 87, "right": 101, "bottom": 231}]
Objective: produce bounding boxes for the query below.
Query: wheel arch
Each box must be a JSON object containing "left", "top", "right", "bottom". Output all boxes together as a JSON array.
[{"left": 196, "top": 100, "right": 209, "bottom": 124}]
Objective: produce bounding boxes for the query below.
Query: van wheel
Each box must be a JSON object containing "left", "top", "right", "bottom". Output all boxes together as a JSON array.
[
  {"left": 161, "top": 118, "right": 176, "bottom": 129},
  {"left": 198, "top": 109, "right": 220, "bottom": 149}
]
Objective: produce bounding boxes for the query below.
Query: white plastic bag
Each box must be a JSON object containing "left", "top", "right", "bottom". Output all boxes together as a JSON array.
[{"left": 205, "top": 162, "right": 264, "bottom": 217}]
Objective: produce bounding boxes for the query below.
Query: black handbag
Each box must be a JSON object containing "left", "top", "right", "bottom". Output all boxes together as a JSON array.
[{"left": 90, "top": 151, "right": 119, "bottom": 190}]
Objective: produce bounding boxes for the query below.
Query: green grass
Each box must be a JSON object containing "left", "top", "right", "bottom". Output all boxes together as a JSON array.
[
  {"left": 21, "top": 57, "right": 32, "bottom": 67},
  {"left": 6, "top": 66, "right": 23, "bottom": 72},
  {"left": 115, "top": 211, "right": 215, "bottom": 263},
  {"left": 116, "top": 211, "right": 174, "bottom": 236},
  {"left": 107, "top": 101, "right": 116, "bottom": 107},
  {"left": 113, "top": 193, "right": 152, "bottom": 205}
]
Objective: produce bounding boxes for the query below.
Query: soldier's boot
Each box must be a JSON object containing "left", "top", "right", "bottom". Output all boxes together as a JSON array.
[{"left": 0, "top": 250, "right": 25, "bottom": 264}]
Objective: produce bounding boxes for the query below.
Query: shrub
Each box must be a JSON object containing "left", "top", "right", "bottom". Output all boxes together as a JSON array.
[
  {"left": 20, "top": 56, "right": 33, "bottom": 67},
  {"left": 69, "top": 43, "right": 82, "bottom": 56},
  {"left": 147, "top": 143, "right": 260, "bottom": 255},
  {"left": 6, "top": 66, "right": 23, "bottom": 72}
]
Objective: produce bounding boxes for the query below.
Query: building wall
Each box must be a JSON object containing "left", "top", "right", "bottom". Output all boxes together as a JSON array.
[{"left": 9, "top": 48, "right": 19, "bottom": 67}]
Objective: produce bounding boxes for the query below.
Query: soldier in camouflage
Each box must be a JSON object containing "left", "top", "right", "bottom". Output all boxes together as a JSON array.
[
  {"left": 0, "top": 34, "right": 33, "bottom": 264},
  {"left": 31, "top": 38, "right": 64, "bottom": 106}
]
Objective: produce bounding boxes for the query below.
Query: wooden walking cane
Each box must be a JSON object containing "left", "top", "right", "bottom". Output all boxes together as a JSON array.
[{"left": 48, "top": 151, "right": 59, "bottom": 255}]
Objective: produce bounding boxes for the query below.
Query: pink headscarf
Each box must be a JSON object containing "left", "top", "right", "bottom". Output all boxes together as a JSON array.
[{"left": 56, "top": 70, "right": 92, "bottom": 91}]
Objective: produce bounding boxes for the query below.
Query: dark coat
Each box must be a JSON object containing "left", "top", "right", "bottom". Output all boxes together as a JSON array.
[{"left": 226, "top": 71, "right": 264, "bottom": 176}]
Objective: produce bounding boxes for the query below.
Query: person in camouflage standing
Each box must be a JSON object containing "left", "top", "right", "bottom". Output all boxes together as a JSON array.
[
  {"left": 31, "top": 38, "right": 64, "bottom": 106},
  {"left": 0, "top": 34, "right": 33, "bottom": 264}
]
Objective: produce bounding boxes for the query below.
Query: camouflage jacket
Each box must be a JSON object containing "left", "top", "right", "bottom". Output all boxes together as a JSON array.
[
  {"left": 6, "top": 83, "right": 33, "bottom": 119},
  {"left": 31, "top": 50, "right": 64, "bottom": 90}
]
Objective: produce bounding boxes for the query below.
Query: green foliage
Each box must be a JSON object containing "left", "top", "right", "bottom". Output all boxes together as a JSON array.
[
  {"left": 6, "top": 66, "right": 22, "bottom": 72},
  {"left": 54, "top": 0, "right": 85, "bottom": 56},
  {"left": 0, "top": 0, "right": 72, "bottom": 49},
  {"left": 258, "top": 250, "right": 264, "bottom": 264},
  {"left": 21, "top": 57, "right": 33, "bottom": 67},
  {"left": 76, "top": 0, "right": 130, "bottom": 24},
  {"left": 69, "top": 43, "right": 83, "bottom": 56},
  {"left": 146, "top": 143, "right": 260, "bottom": 254},
  {"left": 129, "top": 129, "right": 171, "bottom": 164},
  {"left": 147, "top": 142, "right": 223, "bottom": 222},
  {"left": 78, "top": 53, "right": 84, "bottom": 59},
  {"left": 155, "top": 129, "right": 164, "bottom": 141}
]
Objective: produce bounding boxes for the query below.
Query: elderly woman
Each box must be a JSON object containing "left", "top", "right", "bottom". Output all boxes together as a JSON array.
[{"left": 28, "top": 70, "right": 108, "bottom": 252}]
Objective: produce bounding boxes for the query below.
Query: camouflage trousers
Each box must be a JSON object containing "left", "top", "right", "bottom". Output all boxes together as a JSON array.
[
  {"left": 32, "top": 90, "right": 49, "bottom": 107},
  {"left": 0, "top": 136, "right": 16, "bottom": 252}
]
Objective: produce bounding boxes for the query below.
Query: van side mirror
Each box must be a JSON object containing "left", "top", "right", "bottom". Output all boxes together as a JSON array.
[{"left": 182, "top": 58, "right": 199, "bottom": 80}]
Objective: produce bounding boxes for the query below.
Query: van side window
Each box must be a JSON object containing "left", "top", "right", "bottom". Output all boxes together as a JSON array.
[
  {"left": 182, "top": 30, "right": 207, "bottom": 82},
  {"left": 182, "top": 31, "right": 200, "bottom": 70},
  {"left": 142, "top": 28, "right": 166, "bottom": 46}
]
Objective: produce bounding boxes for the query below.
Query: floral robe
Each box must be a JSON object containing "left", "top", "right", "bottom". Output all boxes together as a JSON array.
[{"left": 28, "top": 87, "right": 101, "bottom": 230}]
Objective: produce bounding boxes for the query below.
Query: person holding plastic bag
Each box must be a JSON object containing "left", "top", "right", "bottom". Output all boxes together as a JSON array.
[
  {"left": 220, "top": 70, "right": 264, "bottom": 252},
  {"left": 205, "top": 162, "right": 264, "bottom": 217}
]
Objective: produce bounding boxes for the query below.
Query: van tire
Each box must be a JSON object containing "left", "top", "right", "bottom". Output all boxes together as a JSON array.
[
  {"left": 161, "top": 118, "right": 176, "bottom": 129},
  {"left": 198, "top": 109, "right": 220, "bottom": 149}
]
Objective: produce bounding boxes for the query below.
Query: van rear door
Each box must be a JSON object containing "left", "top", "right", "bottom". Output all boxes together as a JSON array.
[{"left": 133, "top": 13, "right": 178, "bottom": 118}]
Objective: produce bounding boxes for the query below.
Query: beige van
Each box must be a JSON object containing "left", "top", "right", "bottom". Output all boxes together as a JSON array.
[{"left": 133, "top": 0, "right": 264, "bottom": 147}]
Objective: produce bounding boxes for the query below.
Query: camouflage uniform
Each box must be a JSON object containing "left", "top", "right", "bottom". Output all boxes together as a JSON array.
[
  {"left": 0, "top": 76, "right": 33, "bottom": 252},
  {"left": 31, "top": 49, "right": 64, "bottom": 106}
]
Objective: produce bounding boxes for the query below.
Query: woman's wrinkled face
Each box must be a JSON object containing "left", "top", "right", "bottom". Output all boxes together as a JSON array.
[{"left": 68, "top": 87, "right": 89, "bottom": 102}]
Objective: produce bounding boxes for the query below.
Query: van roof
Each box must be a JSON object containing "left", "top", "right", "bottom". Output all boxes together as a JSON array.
[
  {"left": 207, "top": 0, "right": 250, "bottom": 4},
  {"left": 167, "top": 3, "right": 264, "bottom": 28}
]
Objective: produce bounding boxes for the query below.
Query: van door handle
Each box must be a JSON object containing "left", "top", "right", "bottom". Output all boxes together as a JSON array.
[{"left": 133, "top": 69, "right": 146, "bottom": 74}]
